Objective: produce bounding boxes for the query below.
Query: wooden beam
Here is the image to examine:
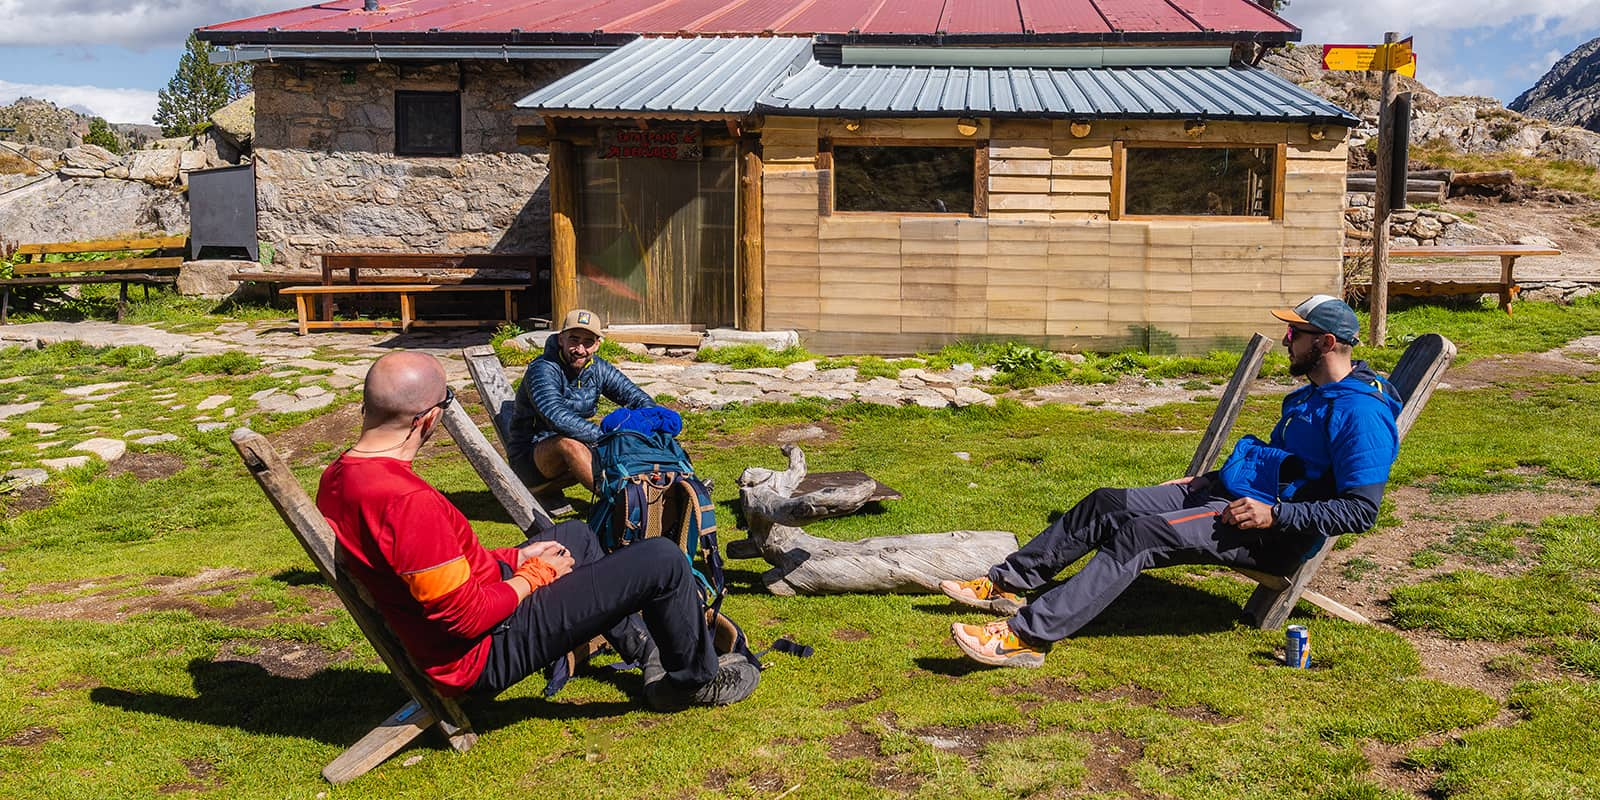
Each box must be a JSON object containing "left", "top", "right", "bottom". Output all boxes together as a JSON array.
[
  {"left": 740, "top": 149, "right": 765, "bottom": 331},
  {"left": 15, "top": 234, "right": 188, "bottom": 256},
  {"left": 1109, "top": 141, "right": 1125, "bottom": 220},
  {"left": 1272, "top": 142, "right": 1287, "bottom": 220},
  {"left": 548, "top": 139, "right": 579, "bottom": 321},
  {"left": 973, "top": 141, "right": 990, "bottom": 217}
]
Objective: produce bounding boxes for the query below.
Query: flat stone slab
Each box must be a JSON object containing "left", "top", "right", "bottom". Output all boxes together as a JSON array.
[
  {"left": 72, "top": 438, "right": 127, "bottom": 462},
  {"left": 133, "top": 433, "right": 180, "bottom": 445},
  {"left": 2, "top": 468, "right": 48, "bottom": 490},
  {"left": 25, "top": 422, "right": 62, "bottom": 433},
  {"left": 0, "top": 322, "right": 202, "bottom": 357},
  {"left": 196, "top": 422, "right": 228, "bottom": 432},
  {"left": 41, "top": 456, "right": 91, "bottom": 471},
  {"left": 0, "top": 402, "right": 43, "bottom": 421},
  {"left": 195, "top": 394, "right": 232, "bottom": 411},
  {"left": 63, "top": 381, "right": 131, "bottom": 397}
]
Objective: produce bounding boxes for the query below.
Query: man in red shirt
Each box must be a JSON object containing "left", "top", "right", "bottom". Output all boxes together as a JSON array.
[{"left": 317, "top": 351, "right": 757, "bottom": 709}]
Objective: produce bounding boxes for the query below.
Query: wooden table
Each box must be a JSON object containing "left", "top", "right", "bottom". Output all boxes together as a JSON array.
[
  {"left": 1344, "top": 244, "right": 1562, "bottom": 314},
  {"left": 279, "top": 284, "right": 524, "bottom": 335}
]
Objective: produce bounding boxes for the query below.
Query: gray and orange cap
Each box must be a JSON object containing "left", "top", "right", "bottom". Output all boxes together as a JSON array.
[
  {"left": 1272, "top": 294, "right": 1360, "bottom": 345},
  {"left": 560, "top": 308, "right": 604, "bottom": 338}
]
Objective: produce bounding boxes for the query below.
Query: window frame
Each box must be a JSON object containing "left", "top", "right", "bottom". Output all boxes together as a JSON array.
[
  {"left": 818, "top": 138, "right": 989, "bottom": 217},
  {"left": 1110, "top": 141, "right": 1287, "bottom": 222},
  {"left": 394, "top": 90, "right": 462, "bottom": 157}
]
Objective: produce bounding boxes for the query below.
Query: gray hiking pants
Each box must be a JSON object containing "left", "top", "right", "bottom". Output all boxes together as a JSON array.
[{"left": 990, "top": 476, "right": 1320, "bottom": 644}]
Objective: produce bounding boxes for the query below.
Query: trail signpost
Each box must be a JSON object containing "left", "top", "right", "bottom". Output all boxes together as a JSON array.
[{"left": 1322, "top": 32, "right": 1414, "bottom": 347}]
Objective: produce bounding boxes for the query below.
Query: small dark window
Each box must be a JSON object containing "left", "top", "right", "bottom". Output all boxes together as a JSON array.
[
  {"left": 1124, "top": 146, "right": 1276, "bottom": 217},
  {"left": 834, "top": 146, "right": 975, "bottom": 213},
  {"left": 395, "top": 91, "right": 461, "bottom": 156}
]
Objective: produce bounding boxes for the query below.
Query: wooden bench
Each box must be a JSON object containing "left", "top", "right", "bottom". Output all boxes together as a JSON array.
[
  {"left": 461, "top": 345, "right": 578, "bottom": 515},
  {"left": 279, "top": 284, "right": 524, "bottom": 335},
  {"left": 1190, "top": 331, "right": 1456, "bottom": 629},
  {"left": 1, "top": 235, "right": 188, "bottom": 324},
  {"left": 231, "top": 429, "right": 476, "bottom": 783},
  {"left": 1343, "top": 244, "right": 1561, "bottom": 314}
]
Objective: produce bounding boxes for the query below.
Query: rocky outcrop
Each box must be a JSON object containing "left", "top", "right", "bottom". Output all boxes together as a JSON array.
[
  {"left": 0, "top": 176, "right": 187, "bottom": 244},
  {"left": 1264, "top": 44, "right": 1600, "bottom": 170},
  {"left": 1509, "top": 37, "right": 1600, "bottom": 132},
  {"left": 210, "top": 93, "right": 254, "bottom": 152}
]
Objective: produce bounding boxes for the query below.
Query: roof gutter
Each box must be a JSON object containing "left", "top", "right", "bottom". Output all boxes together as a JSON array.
[{"left": 208, "top": 43, "right": 617, "bottom": 64}]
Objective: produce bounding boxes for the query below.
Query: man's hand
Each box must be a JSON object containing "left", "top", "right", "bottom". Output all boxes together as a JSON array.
[
  {"left": 1220, "top": 497, "right": 1276, "bottom": 530},
  {"left": 519, "top": 541, "right": 575, "bottom": 578}
]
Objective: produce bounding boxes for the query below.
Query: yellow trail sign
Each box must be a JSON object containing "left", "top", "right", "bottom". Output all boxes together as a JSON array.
[{"left": 1322, "top": 37, "right": 1416, "bottom": 77}]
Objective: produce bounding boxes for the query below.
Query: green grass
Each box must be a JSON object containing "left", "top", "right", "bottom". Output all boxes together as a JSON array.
[
  {"left": 3, "top": 303, "right": 1600, "bottom": 797},
  {"left": 1414, "top": 139, "right": 1600, "bottom": 200}
]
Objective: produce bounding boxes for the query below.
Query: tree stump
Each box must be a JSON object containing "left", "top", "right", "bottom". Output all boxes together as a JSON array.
[{"left": 734, "top": 445, "right": 1018, "bottom": 595}]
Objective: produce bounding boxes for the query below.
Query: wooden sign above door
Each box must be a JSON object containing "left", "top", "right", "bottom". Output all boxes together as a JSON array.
[{"left": 598, "top": 127, "right": 703, "bottom": 161}]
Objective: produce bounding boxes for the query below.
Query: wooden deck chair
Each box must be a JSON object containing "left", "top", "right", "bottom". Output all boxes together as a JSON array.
[
  {"left": 231, "top": 428, "right": 476, "bottom": 784},
  {"left": 1187, "top": 332, "right": 1457, "bottom": 629},
  {"left": 462, "top": 344, "right": 577, "bottom": 514},
  {"left": 439, "top": 399, "right": 556, "bottom": 533}
]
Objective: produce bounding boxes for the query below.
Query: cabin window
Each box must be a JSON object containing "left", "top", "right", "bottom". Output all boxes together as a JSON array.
[
  {"left": 830, "top": 144, "right": 980, "bottom": 214},
  {"left": 1119, "top": 145, "right": 1279, "bottom": 218},
  {"left": 395, "top": 91, "right": 461, "bottom": 156}
]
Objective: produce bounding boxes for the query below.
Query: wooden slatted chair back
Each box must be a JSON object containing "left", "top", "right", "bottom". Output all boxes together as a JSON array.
[{"left": 230, "top": 428, "right": 476, "bottom": 783}]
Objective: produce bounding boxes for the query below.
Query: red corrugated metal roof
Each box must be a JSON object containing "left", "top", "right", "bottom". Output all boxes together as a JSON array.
[{"left": 199, "top": 0, "right": 1297, "bottom": 41}]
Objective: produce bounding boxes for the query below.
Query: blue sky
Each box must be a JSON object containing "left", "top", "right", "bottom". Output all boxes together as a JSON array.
[{"left": 2, "top": 0, "right": 1600, "bottom": 124}]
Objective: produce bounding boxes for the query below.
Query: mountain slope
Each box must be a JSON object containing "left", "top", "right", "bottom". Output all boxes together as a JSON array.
[{"left": 1508, "top": 37, "right": 1600, "bottom": 132}]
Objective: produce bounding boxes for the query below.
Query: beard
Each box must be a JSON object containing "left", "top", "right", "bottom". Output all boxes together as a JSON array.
[{"left": 1288, "top": 345, "right": 1323, "bottom": 377}]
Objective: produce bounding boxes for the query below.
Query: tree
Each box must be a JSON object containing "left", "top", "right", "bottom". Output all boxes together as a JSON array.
[
  {"left": 154, "top": 33, "right": 252, "bottom": 137},
  {"left": 84, "top": 117, "right": 121, "bottom": 153}
]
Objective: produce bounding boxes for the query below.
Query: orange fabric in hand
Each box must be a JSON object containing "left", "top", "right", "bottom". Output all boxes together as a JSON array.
[{"left": 513, "top": 557, "right": 558, "bottom": 591}]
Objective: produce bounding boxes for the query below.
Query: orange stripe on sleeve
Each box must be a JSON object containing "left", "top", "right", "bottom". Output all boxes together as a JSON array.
[{"left": 399, "top": 556, "right": 471, "bottom": 603}]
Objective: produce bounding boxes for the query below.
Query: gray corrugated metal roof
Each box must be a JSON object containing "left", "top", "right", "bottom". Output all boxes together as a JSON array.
[
  {"left": 758, "top": 63, "right": 1360, "bottom": 125},
  {"left": 517, "top": 36, "right": 812, "bottom": 117}
]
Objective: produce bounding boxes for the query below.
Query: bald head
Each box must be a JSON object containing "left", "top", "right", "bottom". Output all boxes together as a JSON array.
[{"left": 362, "top": 351, "right": 447, "bottom": 430}]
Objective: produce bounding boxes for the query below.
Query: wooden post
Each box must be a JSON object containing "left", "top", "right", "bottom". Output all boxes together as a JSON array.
[
  {"left": 739, "top": 149, "right": 765, "bottom": 331},
  {"left": 548, "top": 139, "right": 578, "bottom": 323},
  {"left": 1369, "top": 31, "right": 1399, "bottom": 348}
]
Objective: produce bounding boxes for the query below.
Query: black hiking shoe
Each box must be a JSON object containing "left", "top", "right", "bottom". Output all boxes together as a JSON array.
[{"left": 644, "top": 653, "right": 759, "bottom": 711}]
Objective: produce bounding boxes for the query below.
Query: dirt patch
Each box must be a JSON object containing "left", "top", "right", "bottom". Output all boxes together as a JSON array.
[
  {"left": 3, "top": 567, "right": 337, "bottom": 630},
  {"left": 265, "top": 402, "right": 362, "bottom": 464},
  {"left": 831, "top": 627, "right": 870, "bottom": 642},
  {"left": 910, "top": 723, "right": 1029, "bottom": 758},
  {"left": 822, "top": 687, "right": 882, "bottom": 710},
  {"left": 213, "top": 638, "right": 341, "bottom": 680},
  {"left": 105, "top": 452, "right": 185, "bottom": 482},
  {"left": 0, "top": 725, "right": 59, "bottom": 747},
  {"left": 1446, "top": 350, "right": 1600, "bottom": 390},
  {"left": 1, "top": 484, "right": 52, "bottom": 516},
  {"left": 157, "top": 757, "right": 220, "bottom": 794},
  {"left": 1081, "top": 730, "right": 1151, "bottom": 798},
  {"left": 827, "top": 726, "right": 881, "bottom": 761}
]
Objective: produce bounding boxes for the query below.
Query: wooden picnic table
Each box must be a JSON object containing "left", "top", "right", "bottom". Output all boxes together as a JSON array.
[
  {"left": 279, "top": 283, "right": 525, "bottom": 335},
  {"left": 1343, "top": 244, "right": 1562, "bottom": 314}
]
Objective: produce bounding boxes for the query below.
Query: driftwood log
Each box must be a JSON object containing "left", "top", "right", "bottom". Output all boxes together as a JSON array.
[{"left": 735, "top": 445, "right": 1017, "bottom": 596}]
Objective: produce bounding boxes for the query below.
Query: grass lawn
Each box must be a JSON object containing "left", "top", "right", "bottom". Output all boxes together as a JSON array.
[{"left": 0, "top": 299, "right": 1597, "bottom": 798}]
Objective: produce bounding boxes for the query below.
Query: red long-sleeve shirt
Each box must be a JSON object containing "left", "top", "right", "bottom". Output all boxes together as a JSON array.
[{"left": 317, "top": 455, "right": 521, "bottom": 695}]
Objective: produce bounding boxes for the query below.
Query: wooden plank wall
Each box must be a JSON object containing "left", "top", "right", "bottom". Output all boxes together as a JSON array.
[{"left": 760, "top": 117, "right": 1348, "bottom": 354}]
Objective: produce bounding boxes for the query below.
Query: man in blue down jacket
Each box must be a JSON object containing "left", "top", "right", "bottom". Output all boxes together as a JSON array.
[
  {"left": 942, "top": 295, "right": 1404, "bottom": 668},
  {"left": 506, "top": 309, "right": 655, "bottom": 501}
]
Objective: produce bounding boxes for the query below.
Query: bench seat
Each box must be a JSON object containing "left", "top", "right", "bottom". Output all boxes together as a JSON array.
[{"left": 278, "top": 283, "right": 526, "bottom": 335}]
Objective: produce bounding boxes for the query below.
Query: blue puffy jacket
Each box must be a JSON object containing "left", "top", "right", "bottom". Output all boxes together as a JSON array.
[
  {"left": 506, "top": 334, "right": 655, "bottom": 465},
  {"left": 1220, "top": 361, "right": 1402, "bottom": 538}
]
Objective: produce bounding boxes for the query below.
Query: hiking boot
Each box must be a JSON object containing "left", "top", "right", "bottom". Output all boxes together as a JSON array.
[
  {"left": 939, "top": 576, "right": 1025, "bottom": 614},
  {"left": 533, "top": 488, "right": 575, "bottom": 517},
  {"left": 644, "top": 653, "right": 760, "bottom": 711},
  {"left": 951, "top": 620, "right": 1050, "bottom": 668}
]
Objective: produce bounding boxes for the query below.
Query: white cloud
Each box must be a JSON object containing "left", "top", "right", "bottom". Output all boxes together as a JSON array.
[
  {"left": 1285, "top": 0, "right": 1600, "bottom": 43},
  {"left": 0, "top": 78, "right": 158, "bottom": 124},
  {"left": 1423, "top": 73, "right": 1501, "bottom": 98},
  {"left": 0, "top": 0, "right": 308, "bottom": 49}
]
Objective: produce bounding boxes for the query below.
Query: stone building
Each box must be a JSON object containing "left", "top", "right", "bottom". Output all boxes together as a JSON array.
[{"left": 200, "top": 0, "right": 1356, "bottom": 353}]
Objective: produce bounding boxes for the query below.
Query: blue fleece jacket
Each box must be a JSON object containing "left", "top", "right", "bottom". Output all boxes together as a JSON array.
[
  {"left": 1222, "top": 361, "right": 1402, "bottom": 538},
  {"left": 506, "top": 334, "right": 655, "bottom": 464}
]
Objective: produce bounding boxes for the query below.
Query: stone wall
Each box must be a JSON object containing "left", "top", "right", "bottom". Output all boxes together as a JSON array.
[{"left": 254, "top": 60, "right": 576, "bottom": 269}]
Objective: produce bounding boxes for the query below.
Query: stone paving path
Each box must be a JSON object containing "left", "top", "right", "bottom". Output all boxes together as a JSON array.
[{"left": 0, "top": 320, "right": 1244, "bottom": 483}]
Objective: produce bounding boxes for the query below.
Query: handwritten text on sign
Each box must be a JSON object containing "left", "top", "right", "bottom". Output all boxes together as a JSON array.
[{"left": 599, "top": 127, "right": 703, "bottom": 161}]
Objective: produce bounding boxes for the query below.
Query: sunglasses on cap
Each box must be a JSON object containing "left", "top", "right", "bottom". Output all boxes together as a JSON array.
[{"left": 412, "top": 385, "right": 454, "bottom": 424}]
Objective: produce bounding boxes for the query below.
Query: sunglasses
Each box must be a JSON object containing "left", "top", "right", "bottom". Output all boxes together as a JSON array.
[
  {"left": 412, "top": 385, "right": 455, "bottom": 424},
  {"left": 1285, "top": 325, "right": 1326, "bottom": 341}
]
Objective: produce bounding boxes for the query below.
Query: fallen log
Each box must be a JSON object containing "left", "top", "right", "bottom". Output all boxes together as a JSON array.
[
  {"left": 1450, "top": 170, "right": 1514, "bottom": 187},
  {"left": 733, "top": 445, "right": 1017, "bottom": 595},
  {"left": 1345, "top": 178, "right": 1446, "bottom": 196},
  {"left": 1348, "top": 168, "right": 1453, "bottom": 182}
]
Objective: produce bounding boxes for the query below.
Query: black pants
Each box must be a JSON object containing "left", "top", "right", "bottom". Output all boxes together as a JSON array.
[
  {"left": 471, "top": 521, "right": 717, "bottom": 696},
  {"left": 991, "top": 477, "right": 1319, "bottom": 644}
]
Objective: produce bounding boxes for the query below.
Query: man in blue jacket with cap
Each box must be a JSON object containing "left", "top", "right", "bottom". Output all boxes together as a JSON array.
[
  {"left": 941, "top": 295, "right": 1403, "bottom": 667},
  {"left": 507, "top": 309, "right": 655, "bottom": 506}
]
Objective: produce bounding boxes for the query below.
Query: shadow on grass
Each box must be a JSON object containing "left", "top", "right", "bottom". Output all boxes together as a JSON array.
[
  {"left": 90, "top": 657, "right": 637, "bottom": 749},
  {"left": 915, "top": 575, "right": 1247, "bottom": 632}
]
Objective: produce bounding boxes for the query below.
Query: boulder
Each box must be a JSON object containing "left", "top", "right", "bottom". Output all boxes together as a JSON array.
[
  {"left": 127, "top": 149, "right": 181, "bottom": 186},
  {"left": 176, "top": 259, "right": 247, "bottom": 299},
  {"left": 178, "top": 150, "right": 207, "bottom": 177},
  {"left": 198, "top": 128, "right": 242, "bottom": 168},
  {"left": 209, "top": 93, "right": 255, "bottom": 152},
  {"left": 58, "top": 167, "right": 104, "bottom": 178},
  {"left": 0, "top": 174, "right": 187, "bottom": 242},
  {"left": 61, "top": 144, "right": 119, "bottom": 170}
]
